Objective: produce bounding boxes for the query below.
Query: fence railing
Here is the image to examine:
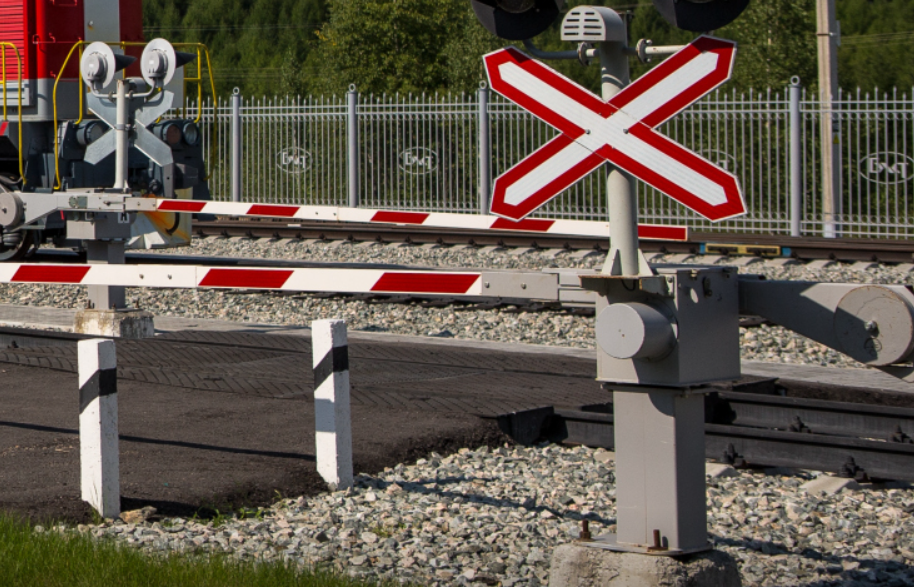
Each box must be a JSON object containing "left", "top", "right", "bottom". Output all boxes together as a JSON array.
[{"left": 193, "top": 83, "right": 914, "bottom": 239}]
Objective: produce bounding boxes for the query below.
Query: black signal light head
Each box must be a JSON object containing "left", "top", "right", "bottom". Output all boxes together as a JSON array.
[
  {"left": 471, "top": 0, "right": 565, "bottom": 40},
  {"left": 653, "top": 0, "right": 751, "bottom": 32}
]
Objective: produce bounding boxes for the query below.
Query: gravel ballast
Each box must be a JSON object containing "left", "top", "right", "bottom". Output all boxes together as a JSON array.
[
  {"left": 60, "top": 445, "right": 914, "bottom": 587},
  {"left": 6, "top": 237, "right": 914, "bottom": 585}
]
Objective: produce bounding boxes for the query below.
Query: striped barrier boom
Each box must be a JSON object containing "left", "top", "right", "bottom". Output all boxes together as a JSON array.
[
  {"left": 1, "top": 263, "right": 487, "bottom": 296},
  {"left": 153, "top": 199, "right": 689, "bottom": 241}
]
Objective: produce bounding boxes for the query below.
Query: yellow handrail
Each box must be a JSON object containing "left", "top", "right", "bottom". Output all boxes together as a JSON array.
[
  {"left": 53, "top": 40, "right": 217, "bottom": 190},
  {"left": 52, "top": 40, "right": 87, "bottom": 189},
  {"left": 0, "top": 43, "right": 25, "bottom": 184},
  {"left": 174, "top": 43, "right": 218, "bottom": 180}
]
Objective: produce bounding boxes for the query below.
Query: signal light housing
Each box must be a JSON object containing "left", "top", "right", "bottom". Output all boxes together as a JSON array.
[
  {"left": 652, "top": 0, "right": 751, "bottom": 32},
  {"left": 471, "top": 0, "right": 564, "bottom": 40},
  {"left": 80, "top": 42, "right": 137, "bottom": 92},
  {"left": 141, "top": 38, "right": 197, "bottom": 88}
]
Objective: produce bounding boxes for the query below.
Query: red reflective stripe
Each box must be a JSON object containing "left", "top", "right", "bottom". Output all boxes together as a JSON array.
[
  {"left": 370, "top": 211, "right": 430, "bottom": 224},
  {"left": 247, "top": 204, "right": 300, "bottom": 217},
  {"left": 637, "top": 225, "right": 689, "bottom": 241},
  {"left": 12, "top": 265, "right": 91, "bottom": 283},
  {"left": 490, "top": 218, "right": 556, "bottom": 232},
  {"left": 0, "top": 121, "right": 7, "bottom": 136},
  {"left": 158, "top": 200, "right": 206, "bottom": 212},
  {"left": 371, "top": 272, "right": 479, "bottom": 294},
  {"left": 198, "top": 269, "right": 293, "bottom": 289}
]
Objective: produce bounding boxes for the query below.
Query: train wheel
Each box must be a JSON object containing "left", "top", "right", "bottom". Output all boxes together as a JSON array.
[{"left": 0, "top": 230, "right": 36, "bottom": 261}]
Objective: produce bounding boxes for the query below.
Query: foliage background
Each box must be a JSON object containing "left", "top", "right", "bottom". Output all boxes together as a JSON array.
[{"left": 141, "top": 0, "right": 914, "bottom": 98}]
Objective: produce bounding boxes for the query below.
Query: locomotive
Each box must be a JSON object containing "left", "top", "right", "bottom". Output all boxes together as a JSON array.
[{"left": 0, "top": 0, "right": 210, "bottom": 260}]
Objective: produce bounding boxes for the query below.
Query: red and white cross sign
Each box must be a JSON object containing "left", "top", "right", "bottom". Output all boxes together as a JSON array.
[{"left": 484, "top": 35, "right": 745, "bottom": 222}]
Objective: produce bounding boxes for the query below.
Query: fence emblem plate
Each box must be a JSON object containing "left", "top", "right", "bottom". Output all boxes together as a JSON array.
[
  {"left": 399, "top": 147, "right": 438, "bottom": 174},
  {"left": 276, "top": 147, "right": 311, "bottom": 174},
  {"left": 859, "top": 152, "right": 914, "bottom": 184}
]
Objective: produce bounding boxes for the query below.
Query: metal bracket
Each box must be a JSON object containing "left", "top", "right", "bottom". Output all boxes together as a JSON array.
[{"left": 10, "top": 191, "right": 157, "bottom": 228}]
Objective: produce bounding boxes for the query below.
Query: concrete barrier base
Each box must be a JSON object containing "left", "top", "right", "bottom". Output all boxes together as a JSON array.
[
  {"left": 75, "top": 309, "right": 155, "bottom": 339},
  {"left": 549, "top": 543, "right": 741, "bottom": 587}
]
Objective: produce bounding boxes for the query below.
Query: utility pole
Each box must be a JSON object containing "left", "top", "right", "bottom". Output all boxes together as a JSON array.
[{"left": 817, "top": 0, "right": 840, "bottom": 237}]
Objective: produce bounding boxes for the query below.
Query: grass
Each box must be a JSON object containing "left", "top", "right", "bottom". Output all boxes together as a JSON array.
[{"left": 0, "top": 513, "right": 391, "bottom": 587}]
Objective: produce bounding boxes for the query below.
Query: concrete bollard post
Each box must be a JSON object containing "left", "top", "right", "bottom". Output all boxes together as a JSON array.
[
  {"left": 312, "top": 319, "right": 353, "bottom": 490},
  {"left": 78, "top": 339, "right": 120, "bottom": 518}
]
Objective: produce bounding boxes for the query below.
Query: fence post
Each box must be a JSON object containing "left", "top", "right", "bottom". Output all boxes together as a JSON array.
[
  {"left": 231, "top": 88, "right": 242, "bottom": 203},
  {"left": 79, "top": 339, "right": 120, "bottom": 519},
  {"left": 312, "top": 319, "right": 353, "bottom": 490},
  {"left": 347, "top": 85, "right": 360, "bottom": 208},
  {"left": 478, "top": 82, "right": 491, "bottom": 215},
  {"left": 789, "top": 77, "right": 803, "bottom": 237}
]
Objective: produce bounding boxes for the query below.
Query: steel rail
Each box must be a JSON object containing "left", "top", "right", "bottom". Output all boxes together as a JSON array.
[
  {"left": 707, "top": 390, "right": 914, "bottom": 441},
  {"left": 193, "top": 219, "right": 914, "bottom": 264},
  {"left": 497, "top": 387, "right": 914, "bottom": 483}
]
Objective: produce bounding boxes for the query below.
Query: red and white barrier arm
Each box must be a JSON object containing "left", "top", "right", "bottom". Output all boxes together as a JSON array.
[
  {"left": 153, "top": 199, "right": 689, "bottom": 242},
  {"left": 0, "top": 264, "right": 486, "bottom": 296}
]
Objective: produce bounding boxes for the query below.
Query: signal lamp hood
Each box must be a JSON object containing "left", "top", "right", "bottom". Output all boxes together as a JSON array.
[
  {"left": 471, "top": 0, "right": 564, "bottom": 40},
  {"left": 652, "top": 0, "right": 751, "bottom": 32}
]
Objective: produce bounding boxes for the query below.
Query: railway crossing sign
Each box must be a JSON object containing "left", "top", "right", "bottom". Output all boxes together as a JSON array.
[{"left": 484, "top": 35, "right": 746, "bottom": 222}]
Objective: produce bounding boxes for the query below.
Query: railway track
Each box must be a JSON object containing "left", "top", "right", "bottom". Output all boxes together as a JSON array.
[
  {"left": 498, "top": 377, "right": 914, "bottom": 483},
  {"left": 195, "top": 218, "right": 914, "bottom": 265}
]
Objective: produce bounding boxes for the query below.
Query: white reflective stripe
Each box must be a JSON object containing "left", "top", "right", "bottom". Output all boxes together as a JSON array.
[
  {"left": 498, "top": 61, "right": 605, "bottom": 135},
  {"left": 291, "top": 206, "right": 340, "bottom": 221},
  {"left": 424, "top": 213, "right": 495, "bottom": 230},
  {"left": 80, "top": 265, "right": 197, "bottom": 288},
  {"left": 504, "top": 139, "right": 596, "bottom": 206},
  {"left": 616, "top": 52, "right": 719, "bottom": 123},
  {"left": 337, "top": 208, "right": 379, "bottom": 223},
  {"left": 0, "top": 265, "right": 19, "bottom": 281},
  {"left": 590, "top": 110, "right": 728, "bottom": 207},
  {"left": 281, "top": 269, "right": 387, "bottom": 293},
  {"left": 548, "top": 220, "right": 611, "bottom": 236}
]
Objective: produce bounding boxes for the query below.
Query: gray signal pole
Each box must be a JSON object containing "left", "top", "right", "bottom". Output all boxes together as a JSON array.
[{"left": 817, "top": 0, "right": 840, "bottom": 237}]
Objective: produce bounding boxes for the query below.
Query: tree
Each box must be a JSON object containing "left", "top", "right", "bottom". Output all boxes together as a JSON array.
[
  {"left": 305, "top": 0, "right": 504, "bottom": 96},
  {"left": 720, "top": 0, "right": 816, "bottom": 91},
  {"left": 837, "top": 0, "right": 914, "bottom": 92},
  {"left": 143, "top": 0, "right": 328, "bottom": 96}
]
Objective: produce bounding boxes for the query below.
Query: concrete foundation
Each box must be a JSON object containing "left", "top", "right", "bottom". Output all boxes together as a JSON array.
[
  {"left": 549, "top": 544, "right": 741, "bottom": 587},
  {"left": 74, "top": 309, "right": 155, "bottom": 339}
]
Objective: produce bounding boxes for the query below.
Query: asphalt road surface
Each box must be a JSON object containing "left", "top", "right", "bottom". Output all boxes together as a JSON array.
[{"left": 0, "top": 331, "right": 605, "bottom": 523}]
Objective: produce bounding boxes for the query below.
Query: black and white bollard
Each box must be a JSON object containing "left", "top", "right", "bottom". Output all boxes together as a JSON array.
[
  {"left": 78, "top": 339, "right": 120, "bottom": 518},
  {"left": 312, "top": 319, "right": 353, "bottom": 490}
]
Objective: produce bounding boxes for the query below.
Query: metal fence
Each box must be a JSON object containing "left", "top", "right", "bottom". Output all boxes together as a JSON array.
[{"left": 195, "top": 84, "right": 914, "bottom": 239}]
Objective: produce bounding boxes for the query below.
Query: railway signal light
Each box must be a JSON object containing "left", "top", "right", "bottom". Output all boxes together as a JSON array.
[
  {"left": 652, "top": 0, "right": 751, "bottom": 32},
  {"left": 141, "top": 39, "right": 196, "bottom": 88},
  {"left": 80, "top": 42, "right": 136, "bottom": 92},
  {"left": 470, "top": 0, "right": 564, "bottom": 40}
]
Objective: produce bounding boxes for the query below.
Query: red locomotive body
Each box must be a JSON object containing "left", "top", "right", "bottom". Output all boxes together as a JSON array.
[{"left": 0, "top": 0, "right": 144, "bottom": 120}]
